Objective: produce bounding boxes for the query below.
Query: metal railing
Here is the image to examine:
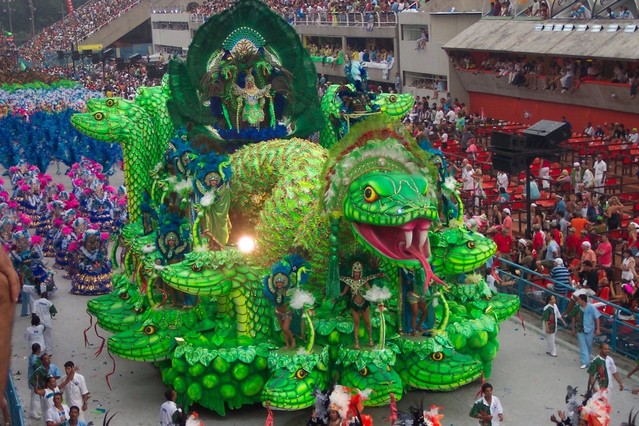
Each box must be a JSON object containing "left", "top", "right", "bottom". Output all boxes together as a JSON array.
[
  {"left": 292, "top": 11, "right": 397, "bottom": 27},
  {"left": 496, "top": 258, "right": 639, "bottom": 359},
  {"left": 4, "top": 373, "right": 25, "bottom": 426}
]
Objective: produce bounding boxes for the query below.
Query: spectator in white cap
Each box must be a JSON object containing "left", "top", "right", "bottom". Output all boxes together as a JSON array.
[
  {"left": 580, "top": 241, "right": 597, "bottom": 269},
  {"left": 502, "top": 208, "right": 512, "bottom": 239},
  {"left": 546, "top": 257, "right": 570, "bottom": 298},
  {"left": 571, "top": 162, "right": 583, "bottom": 193}
]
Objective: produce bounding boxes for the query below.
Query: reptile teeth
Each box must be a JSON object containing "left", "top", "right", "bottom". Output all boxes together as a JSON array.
[
  {"left": 404, "top": 231, "right": 413, "bottom": 249},
  {"left": 418, "top": 230, "right": 427, "bottom": 250}
]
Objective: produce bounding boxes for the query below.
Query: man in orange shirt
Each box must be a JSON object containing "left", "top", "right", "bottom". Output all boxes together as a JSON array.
[
  {"left": 571, "top": 211, "right": 590, "bottom": 236},
  {"left": 502, "top": 208, "right": 513, "bottom": 239}
]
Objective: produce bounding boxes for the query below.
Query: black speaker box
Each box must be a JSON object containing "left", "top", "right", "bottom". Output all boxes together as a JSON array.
[
  {"left": 523, "top": 120, "right": 571, "bottom": 150},
  {"left": 71, "top": 51, "right": 80, "bottom": 61},
  {"left": 492, "top": 152, "right": 531, "bottom": 174},
  {"left": 91, "top": 54, "right": 101, "bottom": 64},
  {"left": 57, "top": 50, "right": 65, "bottom": 59},
  {"left": 491, "top": 131, "right": 526, "bottom": 152},
  {"left": 129, "top": 53, "right": 142, "bottom": 63}
]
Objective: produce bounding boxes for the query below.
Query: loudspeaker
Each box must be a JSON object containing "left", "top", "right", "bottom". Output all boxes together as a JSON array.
[
  {"left": 91, "top": 54, "right": 101, "bottom": 64},
  {"left": 492, "top": 152, "right": 531, "bottom": 174},
  {"left": 57, "top": 50, "right": 65, "bottom": 59},
  {"left": 491, "top": 131, "right": 526, "bottom": 151},
  {"left": 523, "top": 120, "right": 571, "bottom": 150},
  {"left": 129, "top": 53, "right": 142, "bottom": 63},
  {"left": 116, "top": 57, "right": 126, "bottom": 70},
  {"left": 71, "top": 51, "right": 80, "bottom": 61}
]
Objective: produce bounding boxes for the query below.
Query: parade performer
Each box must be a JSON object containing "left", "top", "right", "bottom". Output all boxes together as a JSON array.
[
  {"left": 40, "top": 200, "right": 65, "bottom": 257},
  {"left": 339, "top": 259, "right": 382, "bottom": 349},
  {"left": 86, "top": 181, "right": 114, "bottom": 233},
  {"left": 264, "top": 261, "right": 296, "bottom": 350},
  {"left": 71, "top": 229, "right": 112, "bottom": 295}
]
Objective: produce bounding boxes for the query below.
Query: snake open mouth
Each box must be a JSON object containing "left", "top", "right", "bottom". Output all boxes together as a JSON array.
[{"left": 352, "top": 218, "right": 432, "bottom": 270}]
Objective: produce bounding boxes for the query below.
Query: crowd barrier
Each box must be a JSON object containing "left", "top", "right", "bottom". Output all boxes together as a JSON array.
[
  {"left": 496, "top": 257, "right": 639, "bottom": 360},
  {"left": 4, "top": 372, "right": 25, "bottom": 426}
]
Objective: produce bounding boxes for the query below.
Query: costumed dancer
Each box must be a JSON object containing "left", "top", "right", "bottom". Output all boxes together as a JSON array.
[
  {"left": 9, "top": 160, "right": 30, "bottom": 197},
  {"left": 9, "top": 230, "right": 53, "bottom": 316},
  {"left": 71, "top": 229, "right": 112, "bottom": 295},
  {"left": 402, "top": 269, "right": 428, "bottom": 336},
  {"left": 40, "top": 201, "right": 65, "bottom": 257},
  {"left": 264, "top": 261, "right": 296, "bottom": 350},
  {"left": 111, "top": 186, "right": 128, "bottom": 233},
  {"left": 339, "top": 259, "right": 382, "bottom": 349},
  {"left": 17, "top": 177, "right": 45, "bottom": 230},
  {"left": 86, "top": 181, "right": 115, "bottom": 233},
  {"left": 155, "top": 212, "right": 191, "bottom": 306}
]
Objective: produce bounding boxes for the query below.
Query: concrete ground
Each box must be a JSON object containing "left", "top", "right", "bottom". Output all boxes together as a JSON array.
[
  {"left": 6, "top": 164, "right": 639, "bottom": 425},
  {"left": 10, "top": 280, "right": 639, "bottom": 426}
]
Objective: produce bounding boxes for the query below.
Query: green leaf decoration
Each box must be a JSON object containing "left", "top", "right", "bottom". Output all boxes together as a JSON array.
[
  {"left": 199, "top": 350, "right": 216, "bottom": 366},
  {"left": 316, "top": 319, "right": 336, "bottom": 335},
  {"left": 174, "top": 344, "right": 187, "bottom": 359},
  {"left": 237, "top": 346, "right": 257, "bottom": 363},
  {"left": 219, "top": 347, "right": 238, "bottom": 362},
  {"left": 337, "top": 347, "right": 397, "bottom": 369},
  {"left": 335, "top": 321, "right": 354, "bottom": 334}
]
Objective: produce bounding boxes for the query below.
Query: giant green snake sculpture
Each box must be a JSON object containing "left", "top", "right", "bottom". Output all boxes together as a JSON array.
[{"left": 72, "top": 0, "right": 520, "bottom": 416}]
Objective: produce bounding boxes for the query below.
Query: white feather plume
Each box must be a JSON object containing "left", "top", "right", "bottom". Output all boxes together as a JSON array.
[
  {"left": 364, "top": 285, "right": 391, "bottom": 303},
  {"left": 289, "top": 288, "right": 315, "bottom": 310},
  {"left": 443, "top": 176, "right": 458, "bottom": 192},
  {"left": 175, "top": 179, "right": 192, "bottom": 194},
  {"left": 153, "top": 264, "right": 166, "bottom": 271},
  {"left": 200, "top": 190, "right": 216, "bottom": 207},
  {"left": 194, "top": 245, "right": 209, "bottom": 252},
  {"left": 142, "top": 244, "right": 157, "bottom": 254},
  {"left": 329, "top": 385, "right": 351, "bottom": 420}
]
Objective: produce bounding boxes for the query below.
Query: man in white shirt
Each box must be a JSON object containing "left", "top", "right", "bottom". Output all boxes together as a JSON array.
[
  {"left": 59, "top": 361, "right": 90, "bottom": 422},
  {"left": 159, "top": 388, "right": 180, "bottom": 426},
  {"left": 584, "top": 122, "right": 595, "bottom": 137},
  {"left": 32, "top": 292, "right": 57, "bottom": 356},
  {"left": 628, "top": 127, "right": 639, "bottom": 144},
  {"left": 462, "top": 163, "right": 475, "bottom": 192},
  {"left": 587, "top": 343, "right": 623, "bottom": 402},
  {"left": 593, "top": 154, "right": 607, "bottom": 193},
  {"left": 497, "top": 171, "right": 509, "bottom": 192},
  {"left": 470, "top": 382, "right": 504, "bottom": 425}
]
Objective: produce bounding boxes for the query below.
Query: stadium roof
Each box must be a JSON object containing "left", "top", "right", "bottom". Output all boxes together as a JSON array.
[{"left": 443, "top": 19, "right": 639, "bottom": 61}]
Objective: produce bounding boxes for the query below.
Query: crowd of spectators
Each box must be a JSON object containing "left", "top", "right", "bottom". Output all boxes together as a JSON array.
[
  {"left": 488, "top": 0, "right": 635, "bottom": 18},
  {"left": 451, "top": 53, "right": 639, "bottom": 99},
  {"left": 18, "top": 0, "right": 142, "bottom": 65}
]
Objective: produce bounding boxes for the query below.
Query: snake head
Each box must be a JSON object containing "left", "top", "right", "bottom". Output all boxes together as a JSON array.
[
  {"left": 430, "top": 227, "right": 497, "bottom": 275},
  {"left": 345, "top": 172, "right": 439, "bottom": 273}
]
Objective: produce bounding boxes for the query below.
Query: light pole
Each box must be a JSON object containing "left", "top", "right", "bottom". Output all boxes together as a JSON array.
[
  {"left": 27, "top": 0, "right": 36, "bottom": 38},
  {"left": 2, "top": 0, "right": 14, "bottom": 33}
]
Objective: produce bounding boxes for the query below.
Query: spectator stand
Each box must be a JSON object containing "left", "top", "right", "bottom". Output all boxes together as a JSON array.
[{"left": 497, "top": 258, "right": 639, "bottom": 360}]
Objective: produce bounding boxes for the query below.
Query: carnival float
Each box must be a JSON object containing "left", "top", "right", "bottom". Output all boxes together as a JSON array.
[{"left": 70, "top": 0, "right": 520, "bottom": 418}]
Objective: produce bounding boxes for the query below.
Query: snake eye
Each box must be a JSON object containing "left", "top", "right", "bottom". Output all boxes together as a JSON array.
[
  {"left": 143, "top": 325, "right": 157, "bottom": 335},
  {"left": 119, "top": 292, "right": 130, "bottom": 300},
  {"left": 386, "top": 365, "right": 391, "bottom": 372},
  {"left": 105, "top": 99, "right": 115, "bottom": 107},
  {"left": 93, "top": 112, "right": 104, "bottom": 121},
  {"left": 364, "top": 186, "right": 379, "bottom": 203},
  {"left": 467, "top": 241, "right": 475, "bottom": 249},
  {"left": 431, "top": 351, "right": 445, "bottom": 361},
  {"left": 388, "top": 94, "right": 397, "bottom": 103},
  {"left": 294, "top": 369, "right": 308, "bottom": 380},
  {"left": 359, "top": 367, "right": 369, "bottom": 376}
]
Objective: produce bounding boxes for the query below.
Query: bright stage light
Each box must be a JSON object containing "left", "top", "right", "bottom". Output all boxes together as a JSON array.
[{"left": 237, "top": 236, "right": 256, "bottom": 253}]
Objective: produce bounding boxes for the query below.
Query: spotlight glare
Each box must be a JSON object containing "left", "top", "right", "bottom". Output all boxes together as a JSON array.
[{"left": 237, "top": 236, "right": 256, "bottom": 253}]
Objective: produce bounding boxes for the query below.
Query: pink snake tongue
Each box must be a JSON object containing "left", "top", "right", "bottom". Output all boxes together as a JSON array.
[{"left": 404, "top": 237, "right": 445, "bottom": 292}]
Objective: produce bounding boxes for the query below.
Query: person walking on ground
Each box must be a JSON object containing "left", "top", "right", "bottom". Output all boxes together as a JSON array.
[
  {"left": 59, "top": 360, "right": 90, "bottom": 422},
  {"left": 25, "top": 313, "right": 46, "bottom": 355},
  {"left": 160, "top": 387, "right": 185, "bottom": 426},
  {"left": 32, "top": 292, "right": 57, "bottom": 355},
  {"left": 627, "top": 359, "right": 639, "bottom": 395},
  {"left": 27, "top": 343, "right": 42, "bottom": 420},
  {"left": 543, "top": 294, "right": 567, "bottom": 357},
  {"left": 469, "top": 382, "right": 504, "bottom": 426},
  {"left": 566, "top": 294, "right": 601, "bottom": 369},
  {"left": 587, "top": 343, "right": 623, "bottom": 402}
]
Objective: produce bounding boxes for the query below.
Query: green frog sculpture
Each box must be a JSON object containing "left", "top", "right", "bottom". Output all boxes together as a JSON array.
[{"left": 71, "top": 0, "right": 519, "bottom": 416}]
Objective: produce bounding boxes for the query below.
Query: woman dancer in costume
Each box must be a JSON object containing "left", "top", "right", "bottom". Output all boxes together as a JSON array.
[
  {"left": 86, "top": 181, "right": 114, "bottom": 233},
  {"left": 71, "top": 229, "right": 112, "bottom": 295},
  {"left": 339, "top": 260, "right": 382, "bottom": 349},
  {"left": 264, "top": 261, "right": 296, "bottom": 350}
]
